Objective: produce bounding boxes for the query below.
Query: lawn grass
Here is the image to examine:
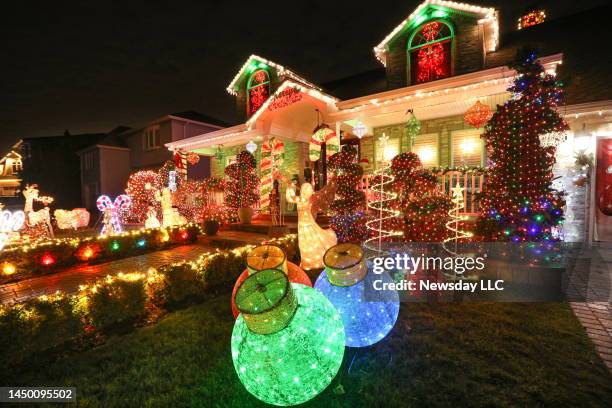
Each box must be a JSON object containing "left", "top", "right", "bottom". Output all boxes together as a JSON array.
[{"left": 4, "top": 294, "right": 612, "bottom": 407}]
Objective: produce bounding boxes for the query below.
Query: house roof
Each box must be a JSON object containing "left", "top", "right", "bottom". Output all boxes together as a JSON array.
[
  {"left": 325, "top": 3, "right": 611, "bottom": 107},
  {"left": 169, "top": 111, "right": 230, "bottom": 127},
  {"left": 373, "top": 0, "right": 498, "bottom": 66},
  {"left": 226, "top": 54, "right": 321, "bottom": 95}
]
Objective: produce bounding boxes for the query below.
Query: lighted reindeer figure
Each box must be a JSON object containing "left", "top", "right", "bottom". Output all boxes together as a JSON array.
[{"left": 22, "top": 184, "right": 54, "bottom": 238}]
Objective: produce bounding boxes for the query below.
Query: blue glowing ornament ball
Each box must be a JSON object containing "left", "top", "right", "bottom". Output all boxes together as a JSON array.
[{"left": 315, "top": 243, "right": 400, "bottom": 348}]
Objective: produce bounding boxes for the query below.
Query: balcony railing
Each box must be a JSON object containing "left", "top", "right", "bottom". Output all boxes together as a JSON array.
[{"left": 358, "top": 170, "right": 485, "bottom": 216}]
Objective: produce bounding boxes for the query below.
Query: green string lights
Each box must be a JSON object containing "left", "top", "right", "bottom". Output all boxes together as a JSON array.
[{"left": 232, "top": 269, "right": 345, "bottom": 406}]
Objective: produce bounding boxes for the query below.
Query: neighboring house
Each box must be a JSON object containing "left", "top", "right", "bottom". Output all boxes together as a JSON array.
[
  {"left": 0, "top": 143, "right": 23, "bottom": 204},
  {"left": 166, "top": 1, "right": 612, "bottom": 243},
  {"left": 77, "top": 127, "right": 132, "bottom": 211},
  {"left": 77, "top": 111, "right": 227, "bottom": 211},
  {"left": 20, "top": 132, "right": 108, "bottom": 210}
]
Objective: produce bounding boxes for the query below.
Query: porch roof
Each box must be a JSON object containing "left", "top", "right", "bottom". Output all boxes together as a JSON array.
[
  {"left": 331, "top": 53, "right": 563, "bottom": 131},
  {"left": 167, "top": 79, "right": 338, "bottom": 152}
]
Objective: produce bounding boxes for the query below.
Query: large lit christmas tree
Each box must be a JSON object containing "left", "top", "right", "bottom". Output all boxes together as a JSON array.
[
  {"left": 477, "top": 49, "right": 568, "bottom": 242},
  {"left": 328, "top": 145, "right": 367, "bottom": 243}
]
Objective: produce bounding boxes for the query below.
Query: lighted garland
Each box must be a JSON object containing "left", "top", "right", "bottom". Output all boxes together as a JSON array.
[
  {"left": 476, "top": 50, "right": 568, "bottom": 242},
  {"left": 0, "top": 224, "right": 202, "bottom": 281}
]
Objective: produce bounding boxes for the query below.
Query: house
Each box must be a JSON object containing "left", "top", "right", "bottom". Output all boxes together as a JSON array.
[
  {"left": 20, "top": 132, "right": 109, "bottom": 210},
  {"left": 77, "top": 111, "right": 227, "bottom": 211},
  {"left": 166, "top": 1, "right": 612, "bottom": 243},
  {"left": 0, "top": 143, "right": 23, "bottom": 204}
]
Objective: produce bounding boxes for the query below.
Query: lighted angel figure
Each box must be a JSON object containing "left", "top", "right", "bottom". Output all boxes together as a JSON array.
[
  {"left": 286, "top": 181, "right": 337, "bottom": 270},
  {"left": 144, "top": 205, "right": 161, "bottom": 229}
]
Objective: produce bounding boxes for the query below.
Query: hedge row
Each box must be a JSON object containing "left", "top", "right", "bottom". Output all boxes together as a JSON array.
[
  {"left": 0, "top": 234, "right": 299, "bottom": 367},
  {"left": 0, "top": 224, "right": 202, "bottom": 284}
]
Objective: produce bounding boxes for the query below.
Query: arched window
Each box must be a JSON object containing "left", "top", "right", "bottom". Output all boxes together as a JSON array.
[
  {"left": 247, "top": 69, "right": 270, "bottom": 115},
  {"left": 408, "top": 21, "right": 454, "bottom": 84}
]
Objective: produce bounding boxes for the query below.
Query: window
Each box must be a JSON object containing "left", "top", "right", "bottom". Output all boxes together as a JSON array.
[
  {"left": 412, "top": 133, "right": 439, "bottom": 167},
  {"left": 375, "top": 137, "right": 400, "bottom": 166},
  {"left": 0, "top": 187, "right": 17, "bottom": 197},
  {"left": 451, "top": 129, "right": 483, "bottom": 167},
  {"left": 247, "top": 69, "right": 270, "bottom": 116},
  {"left": 83, "top": 151, "right": 95, "bottom": 170},
  {"left": 408, "top": 21, "right": 453, "bottom": 84},
  {"left": 144, "top": 126, "right": 161, "bottom": 150},
  {"left": 11, "top": 159, "right": 22, "bottom": 173}
]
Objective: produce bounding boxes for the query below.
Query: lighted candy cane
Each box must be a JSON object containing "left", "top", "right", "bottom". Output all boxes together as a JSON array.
[
  {"left": 0, "top": 210, "right": 25, "bottom": 250},
  {"left": 309, "top": 126, "right": 340, "bottom": 162},
  {"left": 96, "top": 195, "right": 131, "bottom": 235},
  {"left": 259, "top": 137, "right": 284, "bottom": 211}
]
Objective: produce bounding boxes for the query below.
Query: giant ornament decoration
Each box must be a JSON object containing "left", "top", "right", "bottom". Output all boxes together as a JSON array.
[
  {"left": 231, "top": 269, "right": 345, "bottom": 406},
  {"left": 464, "top": 100, "right": 493, "bottom": 129},
  {"left": 315, "top": 243, "right": 400, "bottom": 347},
  {"left": 231, "top": 244, "right": 311, "bottom": 318},
  {"left": 97, "top": 194, "right": 132, "bottom": 235}
]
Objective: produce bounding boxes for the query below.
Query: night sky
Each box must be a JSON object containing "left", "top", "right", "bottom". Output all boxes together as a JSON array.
[{"left": 0, "top": 0, "right": 606, "bottom": 152}]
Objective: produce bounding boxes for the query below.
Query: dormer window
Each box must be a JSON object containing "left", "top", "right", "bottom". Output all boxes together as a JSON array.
[
  {"left": 408, "top": 21, "right": 454, "bottom": 84},
  {"left": 247, "top": 69, "right": 270, "bottom": 115}
]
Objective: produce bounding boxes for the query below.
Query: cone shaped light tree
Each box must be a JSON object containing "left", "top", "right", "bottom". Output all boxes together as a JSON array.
[{"left": 477, "top": 49, "right": 568, "bottom": 242}]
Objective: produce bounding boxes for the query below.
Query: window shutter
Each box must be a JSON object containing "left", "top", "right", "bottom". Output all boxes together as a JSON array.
[
  {"left": 451, "top": 129, "right": 483, "bottom": 167},
  {"left": 412, "top": 133, "right": 438, "bottom": 167}
]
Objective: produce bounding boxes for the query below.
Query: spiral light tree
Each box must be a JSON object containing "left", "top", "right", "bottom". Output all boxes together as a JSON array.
[
  {"left": 364, "top": 134, "right": 402, "bottom": 255},
  {"left": 442, "top": 184, "right": 474, "bottom": 256}
]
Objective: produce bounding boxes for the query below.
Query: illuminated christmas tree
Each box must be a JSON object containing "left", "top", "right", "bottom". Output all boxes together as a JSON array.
[
  {"left": 477, "top": 49, "right": 568, "bottom": 242},
  {"left": 390, "top": 152, "right": 451, "bottom": 242},
  {"left": 328, "top": 145, "right": 367, "bottom": 243},
  {"left": 224, "top": 151, "right": 260, "bottom": 211}
]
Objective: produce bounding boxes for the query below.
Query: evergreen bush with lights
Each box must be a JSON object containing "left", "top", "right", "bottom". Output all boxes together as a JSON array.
[
  {"left": 76, "top": 274, "right": 147, "bottom": 330},
  {"left": 390, "top": 152, "right": 452, "bottom": 241},
  {"left": 224, "top": 151, "right": 260, "bottom": 212},
  {"left": 328, "top": 145, "right": 367, "bottom": 243},
  {"left": 476, "top": 49, "right": 568, "bottom": 242}
]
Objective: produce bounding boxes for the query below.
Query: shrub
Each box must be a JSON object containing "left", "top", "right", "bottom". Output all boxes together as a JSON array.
[
  {"left": 0, "top": 295, "right": 82, "bottom": 367},
  {"left": 79, "top": 274, "right": 147, "bottom": 330},
  {"left": 203, "top": 251, "right": 246, "bottom": 291},
  {"left": 147, "top": 263, "right": 207, "bottom": 307}
]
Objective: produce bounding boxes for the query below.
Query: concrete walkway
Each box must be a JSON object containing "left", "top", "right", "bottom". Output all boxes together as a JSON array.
[{"left": 567, "top": 244, "right": 612, "bottom": 371}]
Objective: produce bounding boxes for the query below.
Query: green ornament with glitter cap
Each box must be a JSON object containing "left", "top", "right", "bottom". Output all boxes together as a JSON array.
[{"left": 231, "top": 268, "right": 345, "bottom": 406}]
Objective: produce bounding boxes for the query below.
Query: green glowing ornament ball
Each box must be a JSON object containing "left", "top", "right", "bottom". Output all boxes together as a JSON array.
[{"left": 231, "top": 269, "right": 345, "bottom": 406}]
